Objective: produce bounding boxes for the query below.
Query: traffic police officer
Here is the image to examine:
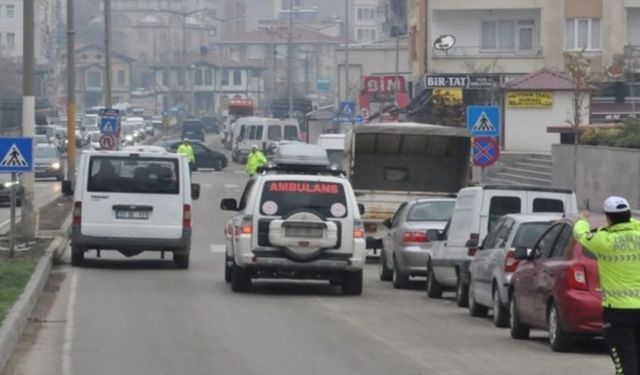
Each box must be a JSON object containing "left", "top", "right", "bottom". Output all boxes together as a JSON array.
[
  {"left": 574, "top": 196, "right": 640, "bottom": 374},
  {"left": 177, "top": 139, "right": 195, "bottom": 171},
  {"left": 246, "top": 144, "right": 267, "bottom": 177}
]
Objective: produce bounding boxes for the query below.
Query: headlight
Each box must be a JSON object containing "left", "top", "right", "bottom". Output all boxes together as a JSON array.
[
  {"left": 125, "top": 135, "right": 133, "bottom": 141},
  {"left": 51, "top": 162, "right": 61, "bottom": 170},
  {"left": 3, "top": 182, "right": 12, "bottom": 188}
]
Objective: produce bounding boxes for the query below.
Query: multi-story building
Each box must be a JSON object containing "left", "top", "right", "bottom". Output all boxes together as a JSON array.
[{"left": 408, "top": 0, "right": 640, "bottom": 120}]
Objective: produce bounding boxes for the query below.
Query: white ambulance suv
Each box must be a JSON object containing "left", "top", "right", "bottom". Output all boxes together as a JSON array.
[
  {"left": 62, "top": 149, "right": 200, "bottom": 268},
  {"left": 220, "top": 143, "right": 366, "bottom": 295}
]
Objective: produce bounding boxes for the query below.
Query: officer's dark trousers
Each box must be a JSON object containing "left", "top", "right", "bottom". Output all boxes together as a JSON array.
[{"left": 603, "top": 308, "right": 640, "bottom": 374}]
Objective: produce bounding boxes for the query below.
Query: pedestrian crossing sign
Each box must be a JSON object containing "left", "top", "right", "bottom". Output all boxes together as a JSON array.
[
  {"left": 339, "top": 101, "right": 356, "bottom": 117},
  {"left": 466, "top": 106, "right": 500, "bottom": 138},
  {"left": 0, "top": 137, "right": 33, "bottom": 172}
]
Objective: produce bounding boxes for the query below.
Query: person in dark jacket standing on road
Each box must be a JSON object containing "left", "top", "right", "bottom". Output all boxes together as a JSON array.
[{"left": 574, "top": 196, "right": 640, "bottom": 375}]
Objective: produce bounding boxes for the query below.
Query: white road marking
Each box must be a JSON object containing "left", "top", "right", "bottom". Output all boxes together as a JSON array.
[
  {"left": 62, "top": 269, "right": 78, "bottom": 375},
  {"left": 233, "top": 171, "right": 246, "bottom": 175},
  {"left": 209, "top": 244, "right": 226, "bottom": 254},
  {"left": 200, "top": 183, "right": 213, "bottom": 188},
  {"left": 224, "top": 184, "right": 239, "bottom": 189}
]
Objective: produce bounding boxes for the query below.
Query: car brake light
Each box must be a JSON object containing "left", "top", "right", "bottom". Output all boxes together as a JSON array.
[
  {"left": 183, "top": 204, "right": 191, "bottom": 229},
  {"left": 567, "top": 264, "right": 589, "bottom": 291},
  {"left": 402, "top": 231, "right": 428, "bottom": 244},
  {"left": 364, "top": 223, "right": 377, "bottom": 233},
  {"left": 235, "top": 216, "right": 253, "bottom": 235},
  {"left": 504, "top": 249, "right": 519, "bottom": 273},
  {"left": 467, "top": 233, "right": 480, "bottom": 256},
  {"left": 72, "top": 202, "right": 82, "bottom": 225},
  {"left": 353, "top": 220, "right": 365, "bottom": 239}
]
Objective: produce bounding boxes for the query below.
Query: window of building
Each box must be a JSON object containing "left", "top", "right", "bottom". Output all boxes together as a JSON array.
[
  {"left": 194, "top": 69, "right": 204, "bottom": 86},
  {"left": 248, "top": 45, "right": 264, "bottom": 60},
  {"left": 117, "top": 70, "right": 126, "bottom": 86},
  {"left": 6, "top": 32, "right": 15, "bottom": 50},
  {"left": 356, "top": 7, "right": 375, "bottom": 20},
  {"left": 222, "top": 70, "right": 229, "bottom": 85},
  {"left": 6, "top": 4, "right": 15, "bottom": 19},
  {"left": 233, "top": 70, "right": 242, "bottom": 86},
  {"left": 481, "top": 19, "right": 536, "bottom": 51},
  {"left": 177, "top": 70, "right": 185, "bottom": 86},
  {"left": 86, "top": 71, "right": 102, "bottom": 88},
  {"left": 356, "top": 28, "right": 377, "bottom": 42},
  {"left": 204, "top": 68, "right": 213, "bottom": 86},
  {"left": 162, "top": 69, "right": 169, "bottom": 85},
  {"left": 565, "top": 18, "right": 601, "bottom": 51}
]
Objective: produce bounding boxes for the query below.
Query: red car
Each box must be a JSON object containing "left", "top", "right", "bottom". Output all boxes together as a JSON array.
[{"left": 509, "top": 217, "right": 603, "bottom": 352}]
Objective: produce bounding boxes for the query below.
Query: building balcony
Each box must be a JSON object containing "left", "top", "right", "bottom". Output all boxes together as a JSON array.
[{"left": 433, "top": 45, "right": 543, "bottom": 59}]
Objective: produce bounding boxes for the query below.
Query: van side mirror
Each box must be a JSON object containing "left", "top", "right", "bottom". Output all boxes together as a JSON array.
[
  {"left": 191, "top": 183, "right": 200, "bottom": 200},
  {"left": 426, "top": 229, "right": 443, "bottom": 242},
  {"left": 220, "top": 198, "right": 238, "bottom": 211},
  {"left": 382, "top": 218, "right": 392, "bottom": 229},
  {"left": 61, "top": 180, "right": 73, "bottom": 196},
  {"left": 513, "top": 247, "right": 532, "bottom": 260},
  {"left": 358, "top": 203, "right": 365, "bottom": 215}
]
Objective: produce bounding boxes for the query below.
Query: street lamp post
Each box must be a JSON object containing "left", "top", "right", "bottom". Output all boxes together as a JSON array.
[
  {"left": 104, "top": 0, "right": 113, "bottom": 108},
  {"left": 287, "top": 4, "right": 296, "bottom": 118}
]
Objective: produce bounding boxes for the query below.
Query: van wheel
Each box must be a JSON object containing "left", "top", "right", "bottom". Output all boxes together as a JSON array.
[
  {"left": 174, "top": 253, "right": 190, "bottom": 269},
  {"left": 224, "top": 256, "right": 232, "bottom": 283},
  {"left": 378, "top": 250, "right": 393, "bottom": 282},
  {"left": 468, "top": 280, "right": 488, "bottom": 317},
  {"left": 510, "top": 295, "right": 530, "bottom": 340},
  {"left": 341, "top": 270, "right": 363, "bottom": 296},
  {"left": 549, "top": 302, "right": 573, "bottom": 352},
  {"left": 455, "top": 276, "right": 469, "bottom": 307},
  {"left": 392, "top": 257, "right": 409, "bottom": 289},
  {"left": 493, "top": 287, "right": 510, "bottom": 328},
  {"left": 426, "top": 264, "right": 443, "bottom": 298},
  {"left": 71, "top": 246, "right": 84, "bottom": 267},
  {"left": 231, "top": 265, "right": 251, "bottom": 292}
]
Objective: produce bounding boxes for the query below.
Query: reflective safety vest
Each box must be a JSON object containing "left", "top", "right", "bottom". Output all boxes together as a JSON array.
[
  {"left": 574, "top": 218, "right": 640, "bottom": 308},
  {"left": 177, "top": 143, "right": 195, "bottom": 163},
  {"left": 246, "top": 150, "right": 267, "bottom": 176}
]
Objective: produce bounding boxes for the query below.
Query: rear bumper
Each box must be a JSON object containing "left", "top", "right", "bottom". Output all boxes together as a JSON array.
[
  {"left": 35, "top": 168, "right": 63, "bottom": 178},
  {"left": 558, "top": 290, "right": 603, "bottom": 334},
  {"left": 397, "top": 245, "right": 430, "bottom": 276},
  {"left": 431, "top": 258, "right": 472, "bottom": 282},
  {"left": 72, "top": 226, "right": 191, "bottom": 254}
]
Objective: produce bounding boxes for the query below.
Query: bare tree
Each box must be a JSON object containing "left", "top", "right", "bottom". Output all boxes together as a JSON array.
[{"left": 564, "top": 50, "right": 592, "bottom": 144}]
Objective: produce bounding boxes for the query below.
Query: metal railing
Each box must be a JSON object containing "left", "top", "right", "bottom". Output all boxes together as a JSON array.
[{"left": 433, "top": 45, "right": 543, "bottom": 58}]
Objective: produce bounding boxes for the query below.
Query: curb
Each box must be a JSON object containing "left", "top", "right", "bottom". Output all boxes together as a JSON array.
[{"left": 0, "top": 232, "right": 69, "bottom": 371}]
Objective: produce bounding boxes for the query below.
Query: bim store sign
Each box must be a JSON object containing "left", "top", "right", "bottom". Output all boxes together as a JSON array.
[
  {"left": 423, "top": 74, "right": 500, "bottom": 90},
  {"left": 363, "top": 75, "right": 407, "bottom": 95}
]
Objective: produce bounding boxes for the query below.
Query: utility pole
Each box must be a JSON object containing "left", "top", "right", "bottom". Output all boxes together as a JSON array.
[
  {"left": 394, "top": 33, "right": 400, "bottom": 103},
  {"left": 66, "top": 0, "right": 76, "bottom": 186},
  {"left": 344, "top": 0, "right": 350, "bottom": 102},
  {"left": 19, "top": 0, "right": 36, "bottom": 238},
  {"left": 287, "top": 3, "right": 295, "bottom": 118},
  {"left": 104, "top": 0, "right": 113, "bottom": 108}
]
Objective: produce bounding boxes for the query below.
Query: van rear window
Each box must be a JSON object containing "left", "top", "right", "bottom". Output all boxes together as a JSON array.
[
  {"left": 533, "top": 198, "right": 564, "bottom": 213},
  {"left": 284, "top": 125, "right": 298, "bottom": 140},
  {"left": 489, "top": 196, "right": 521, "bottom": 232},
  {"left": 260, "top": 181, "right": 347, "bottom": 218},
  {"left": 88, "top": 156, "right": 179, "bottom": 194}
]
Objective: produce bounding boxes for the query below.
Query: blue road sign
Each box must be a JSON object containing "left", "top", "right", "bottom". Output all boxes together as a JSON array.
[
  {"left": 339, "top": 101, "right": 356, "bottom": 117},
  {"left": 333, "top": 115, "right": 364, "bottom": 124},
  {"left": 99, "top": 116, "right": 119, "bottom": 134},
  {"left": 0, "top": 137, "right": 33, "bottom": 172},
  {"left": 467, "top": 106, "right": 500, "bottom": 138},
  {"left": 472, "top": 137, "right": 500, "bottom": 167},
  {"left": 98, "top": 108, "right": 119, "bottom": 118}
]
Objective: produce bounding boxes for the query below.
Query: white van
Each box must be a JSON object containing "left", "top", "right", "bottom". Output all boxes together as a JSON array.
[
  {"left": 427, "top": 185, "right": 578, "bottom": 306},
  {"left": 62, "top": 150, "right": 200, "bottom": 268},
  {"left": 231, "top": 117, "right": 300, "bottom": 163},
  {"left": 317, "top": 133, "right": 345, "bottom": 169}
]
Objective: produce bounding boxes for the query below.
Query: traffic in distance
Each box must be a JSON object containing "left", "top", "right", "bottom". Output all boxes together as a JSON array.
[{"left": 1, "top": 100, "right": 619, "bottom": 375}]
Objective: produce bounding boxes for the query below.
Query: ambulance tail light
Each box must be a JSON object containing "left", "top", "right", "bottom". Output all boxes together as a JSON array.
[
  {"left": 353, "top": 220, "right": 365, "bottom": 239},
  {"left": 73, "top": 202, "right": 82, "bottom": 225},
  {"left": 183, "top": 204, "right": 192, "bottom": 229}
]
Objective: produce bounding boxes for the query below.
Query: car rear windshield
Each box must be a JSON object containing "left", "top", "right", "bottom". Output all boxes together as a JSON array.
[
  {"left": 407, "top": 201, "right": 455, "bottom": 221},
  {"left": 88, "top": 156, "right": 179, "bottom": 194},
  {"left": 183, "top": 121, "right": 203, "bottom": 131},
  {"left": 260, "top": 180, "right": 347, "bottom": 218},
  {"left": 512, "top": 222, "right": 553, "bottom": 248}
]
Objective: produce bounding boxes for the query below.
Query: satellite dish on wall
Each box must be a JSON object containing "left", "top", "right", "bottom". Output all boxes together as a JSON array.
[{"left": 433, "top": 34, "right": 456, "bottom": 51}]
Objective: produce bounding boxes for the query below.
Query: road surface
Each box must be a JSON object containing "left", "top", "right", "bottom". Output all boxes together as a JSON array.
[
  {"left": 3, "top": 136, "right": 613, "bottom": 375},
  {"left": 0, "top": 180, "right": 61, "bottom": 232}
]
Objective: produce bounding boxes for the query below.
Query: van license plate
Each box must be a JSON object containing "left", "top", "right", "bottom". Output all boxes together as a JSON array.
[
  {"left": 115, "top": 210, "right": 150, "bottom": 220},
  {"left": 285, "top": 227, "right": 323, "bottom": 238}
]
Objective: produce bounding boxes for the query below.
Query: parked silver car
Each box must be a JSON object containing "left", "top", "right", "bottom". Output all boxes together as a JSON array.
[
  {"left": 468, "top": 213, "right": 562, "bottom": 327},
  {"left": 379, "top": 198, "right": 455, "bottom": 289}
]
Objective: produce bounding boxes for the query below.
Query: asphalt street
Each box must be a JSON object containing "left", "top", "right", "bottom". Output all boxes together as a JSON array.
[
  {"left": 3, "top": 136, "right": 613, "bottom": 375},
  {"left": 0, "top": 180, "right": 61, "bottom": 232}
]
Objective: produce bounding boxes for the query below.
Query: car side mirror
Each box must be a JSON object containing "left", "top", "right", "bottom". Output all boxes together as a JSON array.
[
  {"left": 513, "top": 247, "right": 532, "bottom": 260},
  {"left": 61, "top": 180, "right": 73, "bottom": 196},
  {"left": 382, "top": 218, "right": 392, "bottom": 229},
  {"left": 220, "top": 198, "right": 238, "bottom": 211},
  {"left": 358, "top": 203, "right": 365, "bottom": 215},
  {"left": 426, "top": 229, "right": 443, "bottom": 242},
  {"left": 191, "top": 183, "right": 200, "bottom": 200}
]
